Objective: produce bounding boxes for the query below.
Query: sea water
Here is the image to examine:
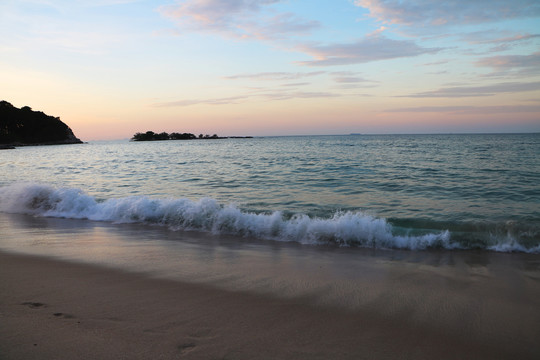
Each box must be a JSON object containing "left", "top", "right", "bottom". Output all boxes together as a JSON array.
[{"left": 1, "top": 133, "right": 539, "bottom": 252}]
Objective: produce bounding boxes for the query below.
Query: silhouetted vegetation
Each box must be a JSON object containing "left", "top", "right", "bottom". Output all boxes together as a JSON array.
[
  {"left": 0, "top": 100, "right": 82, "bottom": 146},
  {"left": 131, "top": 131, "right": 252, "bottom": 141}
]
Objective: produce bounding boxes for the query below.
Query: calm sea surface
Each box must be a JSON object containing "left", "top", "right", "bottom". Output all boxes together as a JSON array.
[{"left": 1, "top": 133, "right": 539, "bottom": 252}]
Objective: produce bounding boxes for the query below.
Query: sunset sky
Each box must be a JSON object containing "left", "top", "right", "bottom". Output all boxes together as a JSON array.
[{"left": 1, "top": 0, "right": 539, "bottom": 140}]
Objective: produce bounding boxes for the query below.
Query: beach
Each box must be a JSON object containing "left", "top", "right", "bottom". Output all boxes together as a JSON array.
[{"left": 2, "top": 247, "right": 540, "bottom": 360}]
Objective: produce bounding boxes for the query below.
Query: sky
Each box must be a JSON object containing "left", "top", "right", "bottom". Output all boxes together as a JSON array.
[{"left": 1, "top": 0, "right": 539, "bottom": 140}]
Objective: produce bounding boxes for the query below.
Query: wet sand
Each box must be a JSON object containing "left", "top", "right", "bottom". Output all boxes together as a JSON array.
[{"left": 1, "top": 250, "right": 539, "bottom": 360}]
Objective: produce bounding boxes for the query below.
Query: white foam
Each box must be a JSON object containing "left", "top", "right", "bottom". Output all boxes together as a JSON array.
[{"left": 0, "top": 183, "right": 535, "bottom": 252}]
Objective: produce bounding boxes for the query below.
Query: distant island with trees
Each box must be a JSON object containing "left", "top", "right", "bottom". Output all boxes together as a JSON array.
[
  {"left": 131, "top": 131, "right": 252, "bottom": 141},
  {"left": 0, "top": 100, "right": 82, "bottom": 149}
]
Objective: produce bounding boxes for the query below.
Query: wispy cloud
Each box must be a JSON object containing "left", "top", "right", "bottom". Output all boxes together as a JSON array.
[
  {"left": 223, "top": 71, "right": 325, "bottom": 80},
  {"left": 242, "top": 12, "right": 321, "bottom": 40},
  {"left": 462, "top": 31, "right": 540, "bottom": 45},
  {"left": 457, "top": 31, "right": 540, "bottom": 53},
  {"left": 151, "top": 88, "right": 343, "bottom": 107},
  {"left": 421, "top": 59, "right": 450, "bottom": 66},
  {"left": 356, "top": 0, "right": 540, "bottom": 28},
  {"left": 261, "top": 91, "right": 339, "bottom": 101},
  {"left": 403, "top": 81, "right": 540, "bottom": 98},
  {"left": 476, "top": 52, "right": 540, "bottom": 71},
  {"left": 83, "top": 0, "right": 142, "bottom": 6},
  {"left": 297, "top": 35, "right": 442, "bottom": 66},
  {"left": 333, "top": 76, "right": 369, "bottom": 83},
  {"left": 160, "top": 1, "right": 447, "bottom": 67},
  {"left": 160, "top": 0, "right": 320, "bottom": 40},
  {"left": 387, "top": 105, "right": 540, "bottom": 114},
  {"left": 280, "top": 82, "right": 310, "bottom": 87},
  {"left": 153, "top": 96, "right": 249, "bottom": 107},
  {"left": 329, "top": 72, "right": 377, "bottom": 87},
  {"left": 160, "top": 1, "right": 454, "bottom": 68}
]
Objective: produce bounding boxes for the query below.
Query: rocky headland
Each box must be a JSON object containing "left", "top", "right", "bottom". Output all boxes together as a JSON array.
[{"left": 0, "top": 101, "right": 82, "bottom": 148}]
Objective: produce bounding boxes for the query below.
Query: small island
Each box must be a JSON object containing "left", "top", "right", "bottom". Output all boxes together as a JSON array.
[
  {"left": 131, "top": 131, "right": 252, "bottom": 141},
  {"left": 0, "top": 100, "right": 82, "bottom": 148}
]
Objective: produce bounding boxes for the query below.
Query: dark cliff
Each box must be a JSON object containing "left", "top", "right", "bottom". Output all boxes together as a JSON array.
[{"left": 0, "top": 100, "right": 82, "bottom": 146}]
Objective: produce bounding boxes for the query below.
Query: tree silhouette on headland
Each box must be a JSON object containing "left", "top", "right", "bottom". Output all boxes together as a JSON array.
[
  {"left": 0, "top": 100, "right": 82, "bottom": 146},
  {"left": 131, "top": 131, "right": 251, "bottom": 141}
]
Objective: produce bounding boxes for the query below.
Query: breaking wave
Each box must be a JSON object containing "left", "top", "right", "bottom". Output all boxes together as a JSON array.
[{"left": 0, "top": 183, "right": 538, "bottom": 253}]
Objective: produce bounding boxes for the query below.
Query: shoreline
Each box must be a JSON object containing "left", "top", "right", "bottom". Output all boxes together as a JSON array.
[
  {"left": 0, "top": 140, "right": 84, "bottom": 148},
  {"left": 1, "top": 250, "right": 539, "bottom": 359}
]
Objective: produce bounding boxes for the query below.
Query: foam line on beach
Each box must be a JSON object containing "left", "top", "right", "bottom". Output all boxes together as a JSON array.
[{"left": 0, "top": 183, "right": 538, "bottom": 253}]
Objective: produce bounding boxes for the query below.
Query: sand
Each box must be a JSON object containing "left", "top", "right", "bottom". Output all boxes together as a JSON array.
[{"left": 1, "top": 250, "right": 539, "bottom": 360}]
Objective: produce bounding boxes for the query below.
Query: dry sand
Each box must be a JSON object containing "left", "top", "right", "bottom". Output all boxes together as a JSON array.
[{"left": 1, "top": 250, "right": 539, "bottom": 360}]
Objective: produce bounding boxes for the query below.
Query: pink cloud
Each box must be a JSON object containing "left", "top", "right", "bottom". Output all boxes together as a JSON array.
[
  {"left": 297, "top": 35, "right": 442, "bottom": 66},
  {"left": 476, "top": 52, "right": 540, "bottom": 70},
  {"left": 356, "top": 0, "right": 540, "bottom": 27},
  {"left": 152, "top": 89, "right": 340, "bottom": 107},
  {"left": 160, "top": 0, "right": 319, "bottom": 40},
  {"left": 387, "top": 105, "right": 540, "bottom": 114},
  {"left": 223, "top": 71, "right": 325, "bottom": 80},
  {"left": 403, "top": 81, "right": 540, "bottom": 98}
]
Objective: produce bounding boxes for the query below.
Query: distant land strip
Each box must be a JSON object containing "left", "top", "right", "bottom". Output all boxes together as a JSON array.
[{"left": 131, "top": 131, "right": 252, "bottom": 141}]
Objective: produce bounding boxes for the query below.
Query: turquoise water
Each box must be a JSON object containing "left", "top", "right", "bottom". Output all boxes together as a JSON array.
[{"left": 1, "top": 134, "right": 539, "bottom": 251}]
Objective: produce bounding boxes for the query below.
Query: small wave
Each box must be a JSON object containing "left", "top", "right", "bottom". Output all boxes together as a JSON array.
[{"left": 0, "top": 183, "right": 537, "bottom": 253}]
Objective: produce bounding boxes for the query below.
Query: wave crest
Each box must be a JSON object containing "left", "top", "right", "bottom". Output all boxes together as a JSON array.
[{"left": 0, "top": 183, "right": 537, "bottom": 252}]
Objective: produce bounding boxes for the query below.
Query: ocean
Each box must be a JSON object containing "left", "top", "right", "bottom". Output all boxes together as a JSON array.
[{"left": 1, "top": 133, "right": 539, "bottom": 252}]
